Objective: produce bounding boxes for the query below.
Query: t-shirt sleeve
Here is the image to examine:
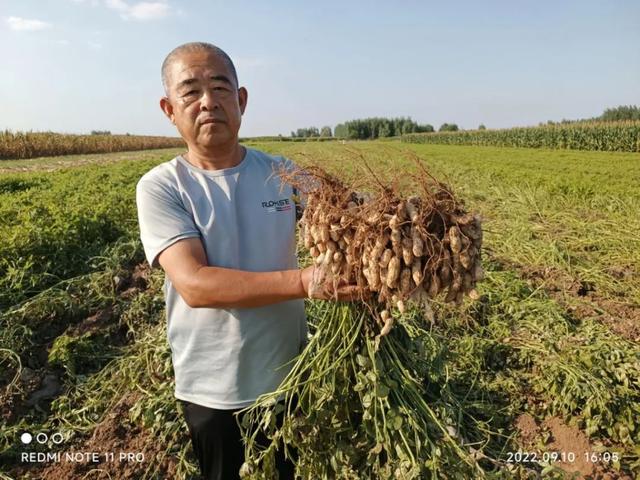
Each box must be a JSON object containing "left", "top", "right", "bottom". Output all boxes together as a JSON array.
[{"left": 136, "top": 178, "right": 201, "bottom": 268}]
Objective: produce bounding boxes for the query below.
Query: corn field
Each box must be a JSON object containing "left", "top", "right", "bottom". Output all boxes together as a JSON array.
[
  {"left": 402, "top": 121, "right": 640, "bottom": 152},
  {"left": 0, "top": 131, "right": 185, "bottom": 160}
]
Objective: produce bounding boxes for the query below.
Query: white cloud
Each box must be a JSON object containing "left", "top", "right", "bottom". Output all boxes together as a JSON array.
[
  {"left": 105, "top": 0, "right": 171, "bottom": 21},
  {"left": 5, "top": 16, "right": 52, "bottom": 31},
  {"left": 88, "top": 41, "right": 103, "bottom": 49},
  {"left": 128, "top": 2, "right": 170, "bottom": 20},
  {"left": 57, "top": 39, "right": 70, "bottom": 45},
  {"left": 105, "top": 0, "right": 128, "bottom": 12}
]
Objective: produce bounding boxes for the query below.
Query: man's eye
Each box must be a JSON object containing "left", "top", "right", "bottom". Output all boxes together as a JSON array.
[{"left": 183, "top": 90, "right": 197, "bottom": 96}]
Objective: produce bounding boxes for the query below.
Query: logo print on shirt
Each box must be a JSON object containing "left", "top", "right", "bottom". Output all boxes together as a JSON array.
[{"left": 261, "top": 198, "right": 292, "bottom": 213}]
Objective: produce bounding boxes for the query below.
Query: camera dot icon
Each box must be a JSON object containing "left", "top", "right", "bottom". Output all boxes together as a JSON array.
[{"left": 20, "top": 432, "right": 33, "bottom": 444}]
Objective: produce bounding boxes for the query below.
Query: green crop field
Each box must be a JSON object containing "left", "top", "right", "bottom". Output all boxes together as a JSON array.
[
  {"left": 402, "top": 121, "right": 640, "bottom": 152},
  {"left": 1, "top": 142, "right": 639, "bottom": 479}
]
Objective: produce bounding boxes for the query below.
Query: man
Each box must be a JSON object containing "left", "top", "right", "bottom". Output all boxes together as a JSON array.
[{"left": 135, "top": 42, "right": 361, "bottom": 480}]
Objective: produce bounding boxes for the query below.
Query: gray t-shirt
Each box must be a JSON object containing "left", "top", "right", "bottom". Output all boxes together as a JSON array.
[{"left": 136, "top": 146, "right": 307, "bottom": 409}]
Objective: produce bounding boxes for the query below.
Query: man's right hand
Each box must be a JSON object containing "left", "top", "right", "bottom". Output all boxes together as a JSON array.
[{"left": 299, "top": 265, "right": 366, "bottom": 301}]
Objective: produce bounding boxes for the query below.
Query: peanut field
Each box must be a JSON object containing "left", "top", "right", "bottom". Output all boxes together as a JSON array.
[{"left": 0, "top": 142, "right": 638, "bottom": 479}]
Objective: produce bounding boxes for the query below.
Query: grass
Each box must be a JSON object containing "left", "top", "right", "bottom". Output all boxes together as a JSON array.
[
  {"left": 1, "top": 141, "right": 639, "bottom": 479},
  {"left": 0, "top": 149, "right": 184, "bottom": 309}
]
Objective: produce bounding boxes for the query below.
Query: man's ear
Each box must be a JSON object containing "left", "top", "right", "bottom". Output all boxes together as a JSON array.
[
  {"left": 238, "top": 87, "right": 248, "bottom": 115},
  {"left": 160, "top": 97, "right": 175, "bottom": 124}
]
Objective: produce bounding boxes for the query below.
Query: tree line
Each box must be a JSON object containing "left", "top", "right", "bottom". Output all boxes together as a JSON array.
[
  {"left": 599, "top": 105, "right": 640, "bottom": 121},
  {"left": 290, "top": 126, "right": 333, "bottom": 138},
  {"left": 541, "top": 105, "right": 640, "bottom": 126},
  {"left": 289, "top": 105, "right": 638, "bottom": 140},
  {"left": 291, "top": 117, "right": 464, "bottom": 140},
  {"left": 333, "top": 117, "right": 436, "bottom": 139}
]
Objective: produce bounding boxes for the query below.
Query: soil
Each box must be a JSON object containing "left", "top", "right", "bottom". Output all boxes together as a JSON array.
[
  {"left": 66, "top": 306, "right": 116, "bottom": 337},
  {"left": 3, "top": 260, "right": 181, "bottom": 479},
  {"left": 1, "top": 366, "right": 65, "bottom": 425},
  {"left": 513, "top": 263, "right": 639, "bottom": 342},
  {"left": 0, "top": 148, "right": 184, "bottom": 174},
  {"left": 114, "top": 262, "right": 151, "bottom": 299},
  {"left": 0, "top": 305, "right": 128, "bottom": 425},
  {"left": 0, "top": 263, "right": 152, "bottom": 426},
  {"left": 543, "top": 416, "right": 596, "bottom": 478},
  {"left": 514, "top": 414, "right": 633, "bottom": 480},
  {"left": 11, "top": 393, "right": 181, "bottom": 480},
  {"left": 514, "top": 413, "right": 539, "bottom": 448}
]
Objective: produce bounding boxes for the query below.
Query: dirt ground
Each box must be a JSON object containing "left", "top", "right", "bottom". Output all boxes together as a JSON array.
[
  {"left": 515, "top": 413, "right": 633, "bottom": 480},
  {"left": 11, "top": 393, "right": 182, "bottom": 480},
  {"left": 0, "top": 148, "right": 184, "bottom": 174},
  {"left": 508, "top": 262, "right": 639, "bottom": 342}
]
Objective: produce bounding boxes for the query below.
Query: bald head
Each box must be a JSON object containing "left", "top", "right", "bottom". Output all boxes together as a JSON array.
[{"left": 161, "top": 42, "right": 238, "bottom": 95}]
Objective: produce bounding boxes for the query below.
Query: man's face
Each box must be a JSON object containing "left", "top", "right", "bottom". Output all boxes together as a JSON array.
[{"left": 161, "top": 50, "right": 247, "bottom": 150}]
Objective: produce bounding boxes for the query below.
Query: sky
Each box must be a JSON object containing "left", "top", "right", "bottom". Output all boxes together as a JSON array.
[{"left": 1, "top": 0, "right": 639, "bottom": 137}]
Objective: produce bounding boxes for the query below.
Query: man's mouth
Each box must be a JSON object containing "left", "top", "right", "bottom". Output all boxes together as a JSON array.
[{"left": 200, "top": 118, "right": 225, "bottom": 125}]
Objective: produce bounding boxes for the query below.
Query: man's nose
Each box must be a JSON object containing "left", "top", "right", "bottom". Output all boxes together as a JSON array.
[{"left": 200, "top": 90, "right": 220, "bottom": 111}]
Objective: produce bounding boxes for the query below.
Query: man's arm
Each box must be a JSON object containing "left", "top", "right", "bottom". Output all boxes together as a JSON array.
[
  {"left": 158, "top": 237, "right": 305, "bottom": 308},
  {"left": 158, "top": 238, "right": 364, "bottom": 308}
]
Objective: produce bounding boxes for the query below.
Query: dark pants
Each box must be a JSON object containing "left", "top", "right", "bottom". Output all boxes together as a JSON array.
[{"left": 180, "top": 400, "right": 295, "bottom": 480}]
